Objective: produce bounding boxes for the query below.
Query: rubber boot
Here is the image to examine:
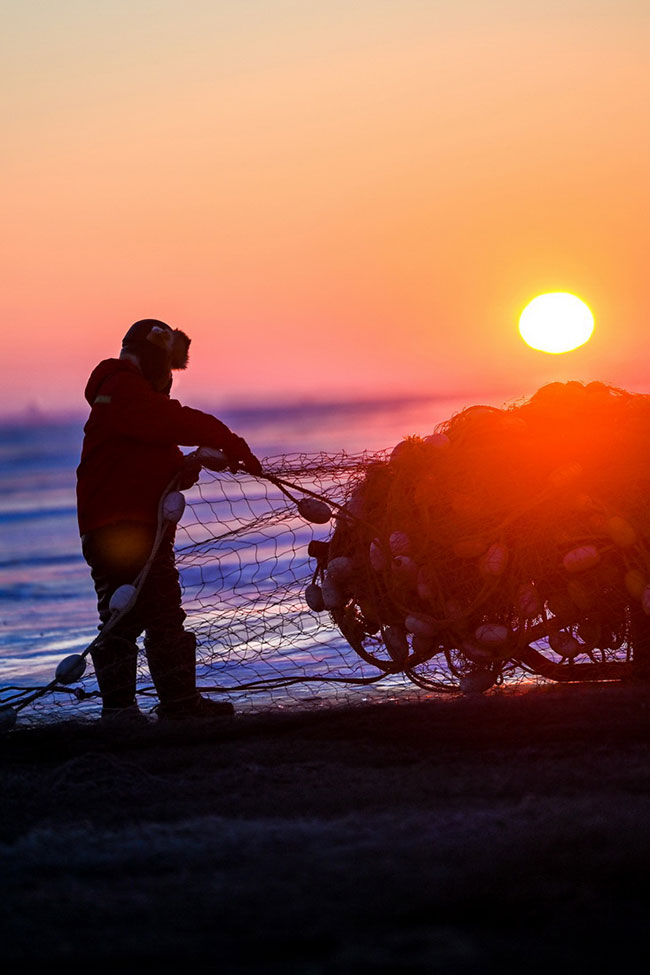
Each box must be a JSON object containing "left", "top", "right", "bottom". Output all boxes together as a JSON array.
[
  {"left": 146, "top": 630, "right": 234, "bottom": 719},
  {"left": 145, "top": 629, "right": 198, "bottom": 711},
  {"left": 90, "top": 636, "right": 139, "bottom": 710}
]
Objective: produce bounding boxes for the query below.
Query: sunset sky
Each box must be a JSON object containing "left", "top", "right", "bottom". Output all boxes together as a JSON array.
[{"left": 2, "top": 0, "right": 649, "bottom": 415}]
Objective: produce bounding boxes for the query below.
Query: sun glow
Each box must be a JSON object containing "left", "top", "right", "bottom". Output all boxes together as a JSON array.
[{"left": 519, "top": 293, "right": 594, "bottom": 354}]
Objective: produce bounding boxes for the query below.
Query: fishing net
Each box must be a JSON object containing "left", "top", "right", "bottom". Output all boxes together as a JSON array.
[{"left": 4, "top": 380, "right": 650, "bottom": 728}]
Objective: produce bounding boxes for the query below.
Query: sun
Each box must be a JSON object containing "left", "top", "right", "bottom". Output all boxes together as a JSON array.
[{"left": 518, "top": 293, "right": 594, "bottom": 354}]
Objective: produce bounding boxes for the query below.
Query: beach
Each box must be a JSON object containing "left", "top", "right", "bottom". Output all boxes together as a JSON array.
[{"left": 3, "top": 681, "right": 650, "bottom": 971}]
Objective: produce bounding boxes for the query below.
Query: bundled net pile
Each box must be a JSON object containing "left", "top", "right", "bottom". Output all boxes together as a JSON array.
[
  {"left": 314, "top": 381, "right": 650, "bottom": 693},
  {"left": 4, "top": 381, "right": 650, "bottom": 727}
]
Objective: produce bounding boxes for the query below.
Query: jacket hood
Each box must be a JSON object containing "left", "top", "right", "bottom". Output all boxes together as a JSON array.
[{"left": 84, "top": 358, "right": 140, "bottom": 406}]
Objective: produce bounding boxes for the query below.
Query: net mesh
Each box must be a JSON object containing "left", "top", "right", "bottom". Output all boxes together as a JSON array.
[
  {"left": 173, "top": 450, "right": 396, "bottom": 710},
  {"left": 4, "top": 380, "right": 650, "bottom": 726}
]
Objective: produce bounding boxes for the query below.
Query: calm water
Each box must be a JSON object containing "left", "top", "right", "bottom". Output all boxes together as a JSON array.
[{"left": 0, "top": 393, "right": 481, "bottom": 718}]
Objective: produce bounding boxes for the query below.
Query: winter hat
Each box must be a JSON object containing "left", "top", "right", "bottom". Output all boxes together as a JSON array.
[{"left": 121, "top": 319, "right": 191, "bottom": 391}]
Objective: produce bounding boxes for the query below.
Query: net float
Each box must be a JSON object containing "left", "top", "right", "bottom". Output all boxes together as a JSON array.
[
  {"left": 516, "top": 583, "right": 542, "bottom": 619},
  {"left": 549, "top": 630, "right": 580, "bottom": 658},
  {"left": 424, "top": 432, "right": 450, "bottom": 450},
  {"left": 625, "top": 569, "right": 646, "bottom": 600},
  {"left": 389, "top": 531, "right": 411, "bottom": 556},
  {"left": 326, "top": 557, "right": 354, "bottom": 584},
  {"left": 390, "top": 440, "right": 416, "bottom": 462},
  {"left": 162, "top": 490, "right": 186, "bottom": 524},
  {"left": 304, "top": 583, "right": 325, "bottom": 612},
  {"left": 195, "top": 447, "right": 229, "bottom": 472},
  {"left": 321, "top": 575, "right": 345, "bottom": 609},
  {"left": 297, "top": 498, "right": 332, "bottom": 524},
  {"left": 475, "top": 623, "right": 510, "bottom": 648},
  {"left": 383, "top": 626, "right": 409, "bottom": 665},
  {"left": 478, "top": 543, "right": 509, "bottom": 578},
  {"left": 606, "top": 516, "right": 636, "bottom": 548},
  {"left": 109, "top": 584, "right": 137, "bottom": 614},
  {"left": 55, "top": 654, "right": 87, "bottom": 685},
  {"left": 307, "top": 539, "right": 330, "bottom": 565},
  {"left": 460, "top": 670, "right": 496, "bottom": 694},
  {"left": 562, "top": 545, "right": 600, "bottom": 573},
  {"left": 369, "top": 539, "right": 388, "bottom": 571},
  {"left": 405, "top": 613, "right": 437, "bottom": 638}
]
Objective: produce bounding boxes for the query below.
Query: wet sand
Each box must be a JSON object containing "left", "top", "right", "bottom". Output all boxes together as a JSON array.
[{"left": 3, "top": 682, "right": 650, "bottom": 972}]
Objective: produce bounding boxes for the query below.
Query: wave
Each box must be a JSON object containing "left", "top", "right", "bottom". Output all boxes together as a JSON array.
[
  {"left": 0, "top": 506, "right": 77, "bottom": 524},
  {"left": 0, "top": 584, "right": 82, "bottom": 601},
  {"left": 0, "top": 552, "right": 84, "bottom": 570}
]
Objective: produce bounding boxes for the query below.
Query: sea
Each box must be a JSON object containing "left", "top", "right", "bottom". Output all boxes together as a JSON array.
[{"left": 0, "top": 392, "right": 494, "bottom": 723}]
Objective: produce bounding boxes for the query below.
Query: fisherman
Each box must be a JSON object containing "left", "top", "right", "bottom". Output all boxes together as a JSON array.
[{"left": 76, "top": 319, "right": 262, "bottom": 722}]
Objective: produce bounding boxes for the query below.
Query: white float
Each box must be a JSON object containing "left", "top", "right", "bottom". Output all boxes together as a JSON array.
[
  {"left": 321, "top": 575, "right": 345, "bottom": 609},
  {"left": 478, "top": 543, "right": 509, "bottom": 578},
  {"left": 195, "top": 447, "right": 229, "bottom": 472},
  {"left": 297, "top": 498, "right": 332, "bottom": 524},
  {"left": 460, "top": 670, "right": 495, "bottom": 694},
  {"left": 549, "top": 630, "right": 580, "bottom": 658},
  {"left": 109, "top": 584, "right": 137, "bottom": 614},
  {"left": 55, "top": 654, "right": 87, "bottom": 685},
  {"left": 369, "top": 539, "right": 388, "bottom": 572},
  {"left": 516, "top": 583, "right": 542, "bottom": 619},
  {"left": 424, "top": 433, "right": 450, "bottom": 449},
  {"left": 326, "top": 557, "right": 354, "bottom": 584},
  {"left": 389, "top": 532, "right": 411, "bottom": 556},
  {"left": 162, "top": 490, "right": 186, "bottom": 523},
  {"left": 304, "top": 583, "right": 325, "bottom": 612},
  {"left": 562, "top": 545, "right": 599, "bottom": 573}
]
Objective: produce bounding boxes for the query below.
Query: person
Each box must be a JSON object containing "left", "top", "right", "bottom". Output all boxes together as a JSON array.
[{"left": 76, "top": 319, "right": 262, "bottom": 722}]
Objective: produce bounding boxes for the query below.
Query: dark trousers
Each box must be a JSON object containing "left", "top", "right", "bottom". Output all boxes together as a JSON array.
[{"left": 82, "top": 522, "right": 197, "bottom": 709}]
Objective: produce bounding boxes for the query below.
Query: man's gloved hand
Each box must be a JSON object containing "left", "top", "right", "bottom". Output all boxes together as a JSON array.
[
  {"left": 177, "top": 455, "right": 203, "bottom": 489},
  {"left": 225, "top": 435, "right": 263, "bottom": 477}
]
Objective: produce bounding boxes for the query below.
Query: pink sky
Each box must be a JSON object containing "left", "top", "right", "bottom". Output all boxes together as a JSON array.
[{"left": 2, "top": 1, "right": 649, "bottom": 415}]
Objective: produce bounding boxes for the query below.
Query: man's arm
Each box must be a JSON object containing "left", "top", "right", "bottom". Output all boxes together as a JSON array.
[{"left": 99, "top": 371, "right": 262, "bottom": 473}]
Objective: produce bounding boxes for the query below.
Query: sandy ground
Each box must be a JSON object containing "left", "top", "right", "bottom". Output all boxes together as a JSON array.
[{"left": 3, "top": 682, "right": 650, "bottom": 973}]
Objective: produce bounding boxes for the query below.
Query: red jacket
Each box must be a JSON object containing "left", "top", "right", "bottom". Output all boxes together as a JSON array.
[{"left": 76, "top": 359, "right": 237, "bottom": 534}]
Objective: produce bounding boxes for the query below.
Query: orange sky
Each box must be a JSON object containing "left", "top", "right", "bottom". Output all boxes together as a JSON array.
[{"left": 2, "top": 1, "right": 649, "bottom": 414}]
